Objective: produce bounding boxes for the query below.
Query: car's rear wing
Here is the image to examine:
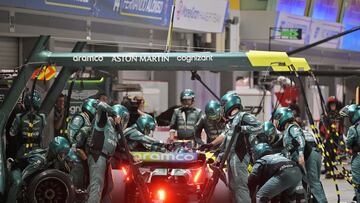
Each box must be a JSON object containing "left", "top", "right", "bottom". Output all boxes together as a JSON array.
[{"left": 131, "top": 152, "right": 207, "bottom": 169}]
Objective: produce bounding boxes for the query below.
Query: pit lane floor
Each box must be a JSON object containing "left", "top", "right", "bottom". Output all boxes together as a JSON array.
[
  {"left": 323, "top": 174, "right": 354, "bottom": 203},
  {"left": 111, "top": 163, "right": 355, "bottom": 203},
  {"left": 322, "top": 161, "right": 355, "bottom": 203},
  {"left": 111, "top": 170, "right": 232, "bottom": 203}
]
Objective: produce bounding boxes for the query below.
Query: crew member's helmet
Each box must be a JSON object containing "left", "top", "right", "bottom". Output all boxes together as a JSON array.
[
  {"left": 180, "top": 89, "right": 195, "bottom": 107},
  {"left": 205, "top": 100, "right": 222, "bottom": 121},
  {"left": 273, "top": 107, "right": 295, "bottom": 131},
  {"left": 48, "top": 136, "right": 71, "bottom": 161},
  {"left": 136, "top": 114, "right": 156, "bottom": 135},
  {"left": 24, "top": 90, "right": 42, "bottom": 111},
  {"left": 254, "top": 143, "right": 273, "bottom": 160},
  {"left": 220, "top": 92, "right": 242, "bottom": 119},
  {"left": 263, "top": 121, "right": 277, "bottom": 144},
  {"left": 340, "top": 104, "right": 360, "bottom": 125},
  {"left": 327, "top": 96, "right": 339, "bottom": 110},
  {"left": 82, "top": 98, "right": 97, "bottom": 118},
  {"left": 112, "top": 104, "right": 130, "bottom": 130}
]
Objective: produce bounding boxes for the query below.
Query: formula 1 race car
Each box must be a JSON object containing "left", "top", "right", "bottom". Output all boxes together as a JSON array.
[{"left": 121, "top": 140, "right": 212, "bottom": 203}]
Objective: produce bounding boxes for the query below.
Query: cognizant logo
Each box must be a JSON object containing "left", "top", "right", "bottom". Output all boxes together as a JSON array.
[{"left": 131, "top": 152, "right": 197, "bottom": 162}]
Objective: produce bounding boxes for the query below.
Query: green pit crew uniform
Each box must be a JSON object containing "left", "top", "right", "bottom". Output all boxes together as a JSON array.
[
  {"left": 170, "top": 89, "right": 202, "bottom": 146},
  {"left": 195, "top": 100, "right": 225, "bottom": 145},
  {"left": 86, "top": 102, "right": 129, "bottom": 203},
  {"left": 68, "top": 112, "right": 92, "bottom": 144},
  {"left": 8, "top": 111, "right": 46, "bottom": 163},
  {"left": 340, "top": 104, "right": 360, "bottom": 202},
  {"left": 283, "top": 119, "right": 327, "bottom": 203},
  {"left": 274, "top": 107, "right": 327, "bottom": 203},
  {"left": 283, "top": 123, "right": 306, "bottom": 162},
  {"left": 195, "top": 114, "right": 225, "bottom": 145},
  {"left": 6, "top": 94, "right": 46, "bottom": 203},
  {"left": 219, "top": 92, "right": 263, "bottom": 203},
  {"left": 283, "top": 124, "right": 327, "bottom": 203},
  {"left": 222, "top": 112, "right": 262, "bottom": 203},
  {"left": 68, "top": 113, "right": 91, "bottom": 189},
  {"left": 21, "top": 149, "right": 48, "bottom": 182},
  {"left": 21, "top": 136, "right": 75, "bottom": 182},
  {"left": 123, "top": 125, "right": 166, "bottom": 152},
  {"left": 170, "top": 106, "right": 202, "bottom": 144},
  {"left": 346, "top": 123, "right": 360, "bottom": 201},
  {"left": 67, "top": 99, "right": 97, "bottom": 189},
  {"left": 68, "top": 98, "right": 97, "bottom": 145},
  {"left": 303, "top": 130, "right": 327, "bottom": 203},
  {"left": 249, "top": 152, "right": 304, "bottom": 202}
]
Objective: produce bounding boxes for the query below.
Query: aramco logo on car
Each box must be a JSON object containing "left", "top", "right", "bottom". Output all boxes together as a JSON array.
[{"left": 131, "top": 152, "right": 197, "bottom": 162}]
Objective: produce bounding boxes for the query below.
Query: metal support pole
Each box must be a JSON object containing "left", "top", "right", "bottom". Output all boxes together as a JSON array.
[
  {"left": 287, "top": 25, "right": 360, "bottom": 56},
  {"left": 191, "top": 71, "right": 221, "bottom": 101},
  {"left": 268, "top": 27, "right": 272, "bottom": 51}
]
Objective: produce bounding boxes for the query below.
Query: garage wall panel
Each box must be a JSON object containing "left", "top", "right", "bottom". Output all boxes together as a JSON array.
[{"left": 0, "top": 37, "right": 18, "bottom": 68}]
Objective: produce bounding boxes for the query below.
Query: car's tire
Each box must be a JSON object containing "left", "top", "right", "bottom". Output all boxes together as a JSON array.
[{"left": 27, "top": 169, "right": 75, "bottom": 203}]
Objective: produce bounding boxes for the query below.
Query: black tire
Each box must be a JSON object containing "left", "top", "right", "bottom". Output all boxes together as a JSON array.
[{"left": 27, "top": 169, "right": 75, "bottom": 203}]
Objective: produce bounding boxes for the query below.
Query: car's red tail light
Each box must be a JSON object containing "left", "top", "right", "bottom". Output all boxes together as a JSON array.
[
  {"left": 121, "top": 167, "right": 128, "bottom": 176},
  {"left": 158, "top": 189, "right": 166, "bottom": 201},
  {"left": 193, "top": 168, "right": 202, "bottom": 183},
  {"left": 121, "top": 166, "right": 130, "bottom": 181}
]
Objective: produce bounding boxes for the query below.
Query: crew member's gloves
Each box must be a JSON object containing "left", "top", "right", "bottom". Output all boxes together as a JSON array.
[{"left": 198, "top": 143, "right": 214, "bottom": 152}]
